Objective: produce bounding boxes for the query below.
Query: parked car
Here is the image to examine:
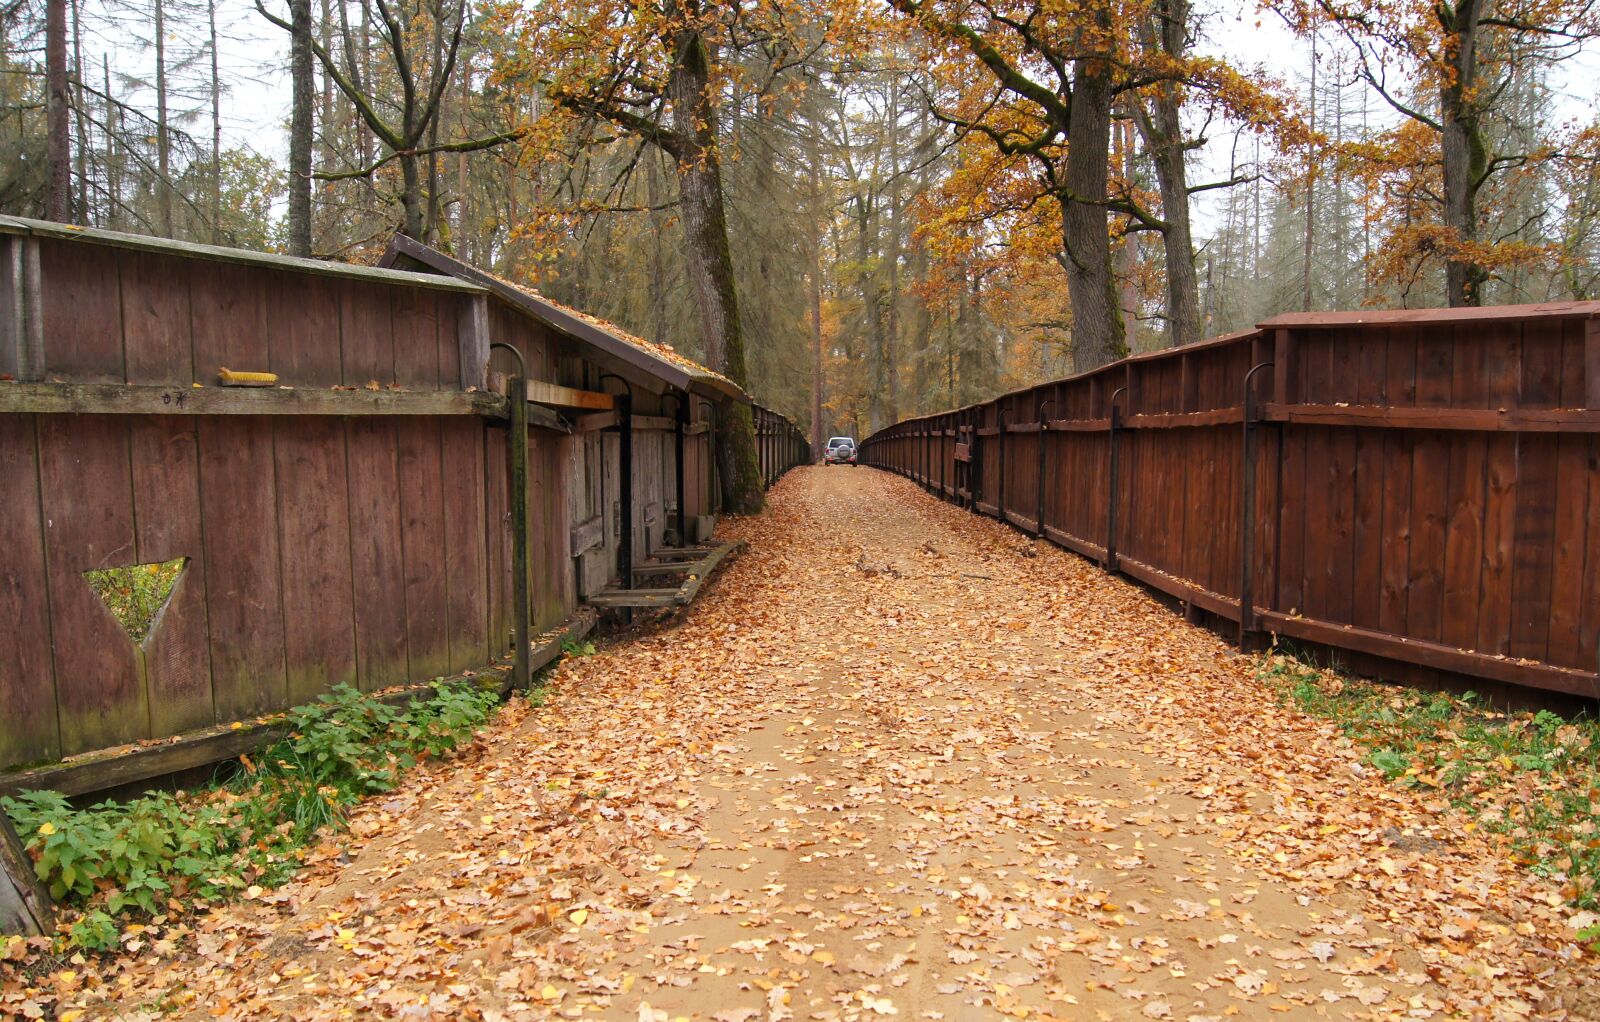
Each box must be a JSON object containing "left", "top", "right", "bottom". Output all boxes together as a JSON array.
[{"left": 824, "top": 436, "right": 857, "bottom": 466}]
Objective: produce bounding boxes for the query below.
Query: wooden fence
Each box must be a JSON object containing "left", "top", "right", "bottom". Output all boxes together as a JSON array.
[
  {"left": 0, "top": 218, "right": 808, "bottom": 780},
  {"left": 860, "top": 303, "right": 1600, "bottom": 701}
]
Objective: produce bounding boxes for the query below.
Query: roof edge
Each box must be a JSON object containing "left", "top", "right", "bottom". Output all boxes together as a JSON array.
[
  {"left": 0, "top": 216, "right": 485, "bottom": 293},
  {"left": 382, "top": 235, "right": 747, "bottom": 402}
]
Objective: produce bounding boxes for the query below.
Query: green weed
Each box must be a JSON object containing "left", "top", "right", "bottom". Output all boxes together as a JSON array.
[
  {"left": 2, "top": 680, "right": 501, "bottom": 950},
  {"left": 1257, "top": 647, "right": 1600, "bottom": 909}
]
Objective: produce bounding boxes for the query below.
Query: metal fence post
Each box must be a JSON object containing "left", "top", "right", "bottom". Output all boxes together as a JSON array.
[
  {"left": 490, "top": 342, "right": 530, "bottom": 691},
  {"left": 1106, "top": 386, "right": 1127, "bottom": 573},
  {"left": 1036, "top": 399, "right": 1055, "bottom": 539},
  {"left": 1240, "top": 361, "right": 1274, "bottom": 648}
]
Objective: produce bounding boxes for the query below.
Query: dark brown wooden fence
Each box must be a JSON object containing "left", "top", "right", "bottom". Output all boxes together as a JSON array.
[
  {"left": 0, "top": 218, "right": 808, "bottom": 779},
  {"left": 860, "top": 303, "right": 1600, "bottom": 700}
]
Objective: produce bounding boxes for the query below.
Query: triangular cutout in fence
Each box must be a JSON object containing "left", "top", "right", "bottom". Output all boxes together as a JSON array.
[{"left": 83, "top": 557, "right": 186, "bottom": 646}]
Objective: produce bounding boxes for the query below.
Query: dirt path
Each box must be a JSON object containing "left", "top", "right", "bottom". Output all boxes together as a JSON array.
[{"left": 57, "top": 469, "right": 1597, "bottom": 1021}]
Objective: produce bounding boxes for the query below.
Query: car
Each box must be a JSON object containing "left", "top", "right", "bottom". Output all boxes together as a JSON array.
[{"left": 823, "top": 436, "right": 857, "bottom": 466}]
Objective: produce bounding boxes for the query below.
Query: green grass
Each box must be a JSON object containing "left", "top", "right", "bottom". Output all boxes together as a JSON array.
[
  {"left": 3, "top": 680, "right": 503, "bottom": 951},
  {"left": 1257, "top": 647, "right": 1600, "bottom": 910}
]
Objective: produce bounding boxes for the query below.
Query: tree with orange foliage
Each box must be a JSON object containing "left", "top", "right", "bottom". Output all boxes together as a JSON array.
[
  {"left": 887, "top": 0, "right": 1304, "bottom": 363},
  {"left": 487, "top": 0, "right": 855, "bottom": 511},
  {"left": 1280, "top": 0, "right": 1600, "bottom": 306}
]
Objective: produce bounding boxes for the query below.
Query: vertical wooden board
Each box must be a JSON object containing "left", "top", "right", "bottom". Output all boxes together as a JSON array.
[
  {"left": 1377, "top": 432, "right": 1413, "bottom": 638},
  {"left": 1206, "top": 428, "right": 1229, "bottom": 594},
  {"left": 1406, "top": 328, "right": 1451, "bottom": 644},
  {"left": 1386, "top": 327, "right": 1418, "bottom": 407},
  {"left": 1439, "top": 434, "right": 1485, "bottom": 651},
  {"left": 1475, "top": 432, "right": 1517, "bottom": 656},
  {"left": 392, "top": 288, "right": 443, "bottom": 390},
  {"left": 1579, "top": 436, "right": 1600, "bottom": 673},
  {"left": 1483, "top": 320, "right": 1522, "bottom": 408},
  {"left": 1354, "top": 328, "right": 1387, "bottom": 405},
  {"left": 396, "top": 417, "right": 450, "bottom": 680},
  {"left": 1298, "top": 428, "right": 1332, "bottom": 620},
  {"left": 38, "top": 416, "right": 147, "bottom": 754},
  {"left": 188, "top": 260, "right": 270, "bottom": 381},
  {"left": 1415, "top": 328, "right": 1453, "bottom": 408},
  {"left": 1328, "top": 327, "right": 1360, "bottom": 406},
  {"left": 1406, "top": 431, "right": 1450, "bottom": 644},
  {"left": 339, "top": 280, "right": 397, "bottom": 387},
  {"left": 1474, "top": 320, "right": 1520, "bottom": 655},
  {"left": 1547, "top": 434, "right": 1590, "bottom": 669},
  {"left": 1508, "top": 434, "right": 1558, "bottom": 662},
  {"left": 1276, "top": 426, "right": 1306, "bottom": 614},
  {"left": 442, "top": 419, "right": 488, "bottom": 672},
  {"left": 527, "top": 432, "right": 563, "bottom": 632},
  {"left": 198, "top": 417, "right": 288, "bottom": 721},
  {"left": 1251, "top": 425, "right": 1280, "bottom": 611},
  {"left": 121, "top": 251, "right": 194, "bottom": 385},
  {"left": 128, "top": 416, "right": 213, "bottom": 737},
  {"left": 1558, "top": 318, "right": 1587, "bottom": 408},
  {"left": 274, "top": 417, "right": 357, "bottom": 704},
  {"left": 1190, "top": 431, "right": 1215, "bottom": 588},
  {"left": 0, "top": 416, "right": 60, "bottom": 767},
  {"left": 346, "top": 418, "right": 410, "bottom": 689},
  {"left": 266, "top": 270, "right": 343, "bottom": 387},
  {"left": 484, "top": 426, "right": 510, "bottom": 655},
  {"left": 38, "top": 239, "right": 124, "bottom": 382},
  {"left": 1349, "top": 427, "right": 1385, "bottom": 630},
  {"left": 1302, "top": 331, "right": 1335, "bottom": 405},
  {"left": 1519, "top": 319, "right": 1563, "bottom": 409},
  {"left": 1451, "top": 322, "right": 1489, "bottom": 409},
  {"left": 1325, "top": 423, "right": 1358, "bottom": 625}
]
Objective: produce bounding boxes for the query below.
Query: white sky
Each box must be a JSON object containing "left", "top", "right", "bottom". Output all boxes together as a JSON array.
[{"left": 80, "top": 0, "right": 1599, "bottom": 240}]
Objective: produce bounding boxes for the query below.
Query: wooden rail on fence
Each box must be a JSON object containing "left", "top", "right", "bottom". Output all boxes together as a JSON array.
[{"left": 859, "top": 303, "right": 1600, "bottom": 700}]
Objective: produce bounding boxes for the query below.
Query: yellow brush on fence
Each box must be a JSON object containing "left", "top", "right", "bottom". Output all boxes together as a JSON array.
[{"left": 217, "top": 367, "right": 279, "bottom": 387}]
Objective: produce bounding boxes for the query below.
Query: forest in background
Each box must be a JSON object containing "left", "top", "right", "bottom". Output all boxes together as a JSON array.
[{"left": 2, "top": 0, "right": 1597, "bottom": 445}]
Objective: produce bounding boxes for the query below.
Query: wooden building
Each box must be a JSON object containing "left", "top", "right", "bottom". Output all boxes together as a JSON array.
[{"left": 0, "top": 216, "right": 807, "bottom": 790}]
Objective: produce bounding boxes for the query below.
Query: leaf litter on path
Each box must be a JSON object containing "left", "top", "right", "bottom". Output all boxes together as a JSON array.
[{"left": 6, "top": 468, "right": 1598, "bottom": 1021}]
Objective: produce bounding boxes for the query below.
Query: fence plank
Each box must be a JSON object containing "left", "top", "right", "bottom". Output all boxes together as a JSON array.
[
  {"left": 121, "top": 251, "right": 194, "bottom": 386},
  {"left": 0, "top": 415, "right": 59, "bottom": 766},
  {"left": 274, "top": 417, "right": 358, "bottom": 705},
  {"left": 399, "top": 417, "right": 452, "bottom": 680},
  {"left": 199, "top": 416, "right": 288, "bottom": 720},
  {"left": 129, "top": 417, "right": 214, "bottom": 737},
  {"left": 442, "top": 418, "right": 489, "bottom": 672},
  {"left": 346, "top": 418, "right": 410, "bottom": 690},
  {"left": 38, "top": 239, "right": 123, "bottom": 382},
  {"left": 39, "top": 415, "right": 147, "bottom": 755}
]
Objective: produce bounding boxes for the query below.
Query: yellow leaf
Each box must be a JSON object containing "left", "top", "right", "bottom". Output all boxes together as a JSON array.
[{"left": 569, "top": 908, "right": 589, "bottom": 926}]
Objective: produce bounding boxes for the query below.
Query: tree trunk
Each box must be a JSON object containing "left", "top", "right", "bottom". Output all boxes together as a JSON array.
[
  {"left": 45, "top": 0, "right": 69, "bottom": 222},
  {"left": 809, "top": 159, "right": 825, "bottom": 458},
  {"left": 399, "top": 151, "right": 425, "bottom": 238},
  {"left": 102, "top": 56, "right": 119, "bottom": 229},
  {"left": 70, "top": 0, "right": 87, "bottom": 222},
  {"left": 1136, "top": 0, "right": 1202, "bottom": 346},
  {"left": 1440, "top": 0, "right": 1487, "bottom": 306},
  {"left": 208, "top": 0, "right": 222, "bottom": 243},
  {"left": 287, "top": 0, "right": 314, "bottom": 256},
  {"left": 884, "top": 77, "right": 901, "bottom": 425},
  {"left": 1061, "top": 44, "right": 1123, "bottom": 370},
  {"left": 1303, "top": 29, "right": 1316, "bottom": 311},
  {"left": 154, "top": 0, "right": 171, "bottom": 237},
  {"left": 1115, "top": 117, "right": 1140, "bottom": 347},
  {"left": 857, "top": 196, "right": 886, "bottom": 434},
  {"left": 666, "top": 25, "right": 761, "bottom": 513}
]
